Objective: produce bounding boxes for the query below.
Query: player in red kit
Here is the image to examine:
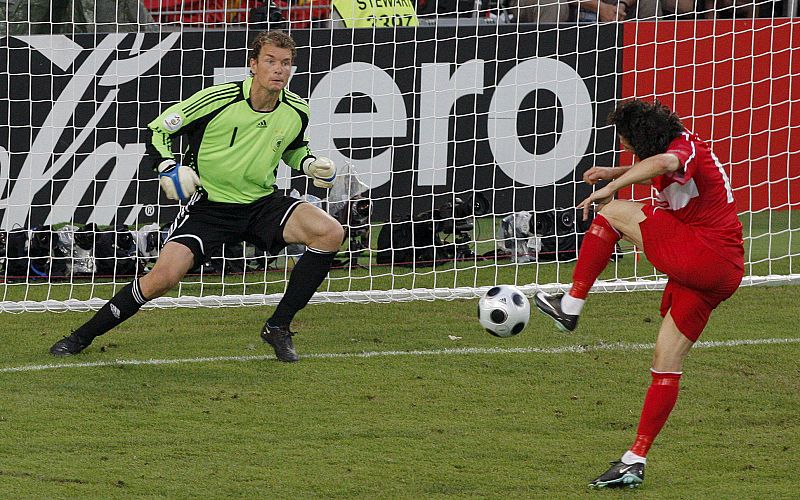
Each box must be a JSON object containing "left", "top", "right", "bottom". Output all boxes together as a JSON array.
[{"left": 534, "top": 99, "right": 744, "bottom": 488}]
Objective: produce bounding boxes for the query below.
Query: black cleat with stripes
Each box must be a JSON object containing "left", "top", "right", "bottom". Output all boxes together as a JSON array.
[{"left": 534, "top": 291, "right": 579, "bottom": 332}]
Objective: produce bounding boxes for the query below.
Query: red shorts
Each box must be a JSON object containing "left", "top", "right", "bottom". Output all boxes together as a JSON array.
[{"left": 639, "top": 206, "right": 744, "bottom": 342}]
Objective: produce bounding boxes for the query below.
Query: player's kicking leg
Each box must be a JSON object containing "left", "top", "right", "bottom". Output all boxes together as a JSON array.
[
  {"left": 260, "top": 203, "right": 344, "bottom": 362},
  {"left": 535, "top": 200, "right": 644, "bottom": 332},
  {"left": 49, "top": 242, "right": 195, "bottom": 356}
]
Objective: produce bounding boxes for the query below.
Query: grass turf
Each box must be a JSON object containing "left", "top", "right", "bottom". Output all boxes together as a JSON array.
[{"left": 0, "top": 284, "right": 798, "bottom": 497}]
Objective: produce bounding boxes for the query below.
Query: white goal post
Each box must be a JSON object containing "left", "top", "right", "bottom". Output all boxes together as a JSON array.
[{"left": 1, "top": 5, "right": 798, "bottom": 313}]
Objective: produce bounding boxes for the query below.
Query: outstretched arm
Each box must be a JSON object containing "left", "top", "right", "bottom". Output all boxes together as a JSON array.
[
  {"left": 607, "top": 153, "right": 681, "bottom": 187},
  {"left": 584, "top": 166, "right": 634, "bottom": 185},
  {"left": 577, "top": 153, "right": 681, "bottom": 220},
  {"left": 584, "top": 164, "right": 661, "bottom": 186}
]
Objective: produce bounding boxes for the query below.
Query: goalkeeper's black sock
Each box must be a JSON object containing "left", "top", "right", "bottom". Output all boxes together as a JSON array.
[
  {"left": 72, "top": 279, "right": 150, "bottom": 343},
  {"left": 268, "top": 247, "right": 336, "bottom": 328}
]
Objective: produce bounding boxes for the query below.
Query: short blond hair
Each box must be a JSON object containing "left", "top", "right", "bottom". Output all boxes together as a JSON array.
[{"left": 249, "top": 30, "right": 296, "bottom": 62}]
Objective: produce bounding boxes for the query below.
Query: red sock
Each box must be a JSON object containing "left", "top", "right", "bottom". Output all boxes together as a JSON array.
[
  {"left": 630, "top": 370, "right": 682, "bottom": 457},
  {"left": 569, "top": 215, "right": 620, "bottom": 299}
]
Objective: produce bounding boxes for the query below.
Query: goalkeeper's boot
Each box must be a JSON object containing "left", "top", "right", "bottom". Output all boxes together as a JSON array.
[
  {"left": 260, "top": 323, "right": 299, "bottom": 363},
  {"left": 49, "top": 333, "right": 93, "bottom": 356},
  {"left": 534, "top": 291, "right": 578, "bottom": 332},
  {"left": 589, "top": 461, "right": 645, "bottom": 489}
]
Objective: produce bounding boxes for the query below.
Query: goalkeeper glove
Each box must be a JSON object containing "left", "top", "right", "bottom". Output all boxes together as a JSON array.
[
  {"left": 303, "top": 156, "right": 336, "bottom": 189},
  {"left": 158, "top": 160, "right": 201, "bottom": 203}
]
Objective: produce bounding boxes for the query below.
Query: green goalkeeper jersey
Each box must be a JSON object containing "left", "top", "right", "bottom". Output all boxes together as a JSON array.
[{"left": 146, "top": 77, "right": 314, "bottom": 204}]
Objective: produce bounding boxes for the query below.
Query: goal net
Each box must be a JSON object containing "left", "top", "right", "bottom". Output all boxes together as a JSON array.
[{"left": 1, "top": 3, "right": 798, "bottom": 312}]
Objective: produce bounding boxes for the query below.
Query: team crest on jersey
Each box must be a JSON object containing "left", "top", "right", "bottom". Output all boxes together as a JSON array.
[
  {"left": 272, "top": 135, "right": 284, "bottom": 152},
  {"left": 164, "top": 113, "right": 183, "bottom": 131}
]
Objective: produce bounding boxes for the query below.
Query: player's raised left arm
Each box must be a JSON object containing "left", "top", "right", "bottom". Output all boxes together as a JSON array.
[
  {"left": 604, "top": 153, "right": 680, "bottom": 192},
  {"left": 577, "top": 154, "right": 681, "bottom": 220}
]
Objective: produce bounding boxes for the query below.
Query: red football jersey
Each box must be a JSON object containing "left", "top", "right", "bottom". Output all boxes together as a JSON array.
[{"left": 651, "top": 131, "right": 744, "bottom": 268}]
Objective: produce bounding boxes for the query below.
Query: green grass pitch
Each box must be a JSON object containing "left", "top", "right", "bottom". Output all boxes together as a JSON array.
[{"left": 1, "top": 284, "right": 798, "bottom": 497}]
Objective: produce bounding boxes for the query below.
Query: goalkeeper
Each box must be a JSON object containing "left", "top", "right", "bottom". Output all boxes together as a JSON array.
[{"left": 50, "top": 30, "right": 344, "bottom": 362}]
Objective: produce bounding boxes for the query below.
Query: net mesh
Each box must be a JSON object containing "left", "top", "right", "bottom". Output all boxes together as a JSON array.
[{"left": 0, "top": 3, "right": 798, "bottom": 312}]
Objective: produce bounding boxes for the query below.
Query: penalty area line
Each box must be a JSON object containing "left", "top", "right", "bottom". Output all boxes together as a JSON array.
[{"left": 2, "top": 337, "right": 799, "bottom": 374}]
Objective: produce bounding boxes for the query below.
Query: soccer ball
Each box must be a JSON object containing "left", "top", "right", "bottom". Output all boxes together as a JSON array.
[{"left": 478, "top": 285, "right": 531, "bottom": 338}]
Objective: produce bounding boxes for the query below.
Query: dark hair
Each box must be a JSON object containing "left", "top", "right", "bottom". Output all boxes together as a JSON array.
[
  {"left": 249, "top": 30, "right": 296, "bottom": 63},
  {"left": 607, "top": 99, "right": 684, "bottom": 159}
]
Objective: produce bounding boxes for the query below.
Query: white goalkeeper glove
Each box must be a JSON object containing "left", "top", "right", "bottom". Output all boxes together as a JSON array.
[
  {"left": 302, "top": 156, "right": 336, "bottom": 189},
  {"left": 158, "top": 160, "right": 201, "bottom": 203}
]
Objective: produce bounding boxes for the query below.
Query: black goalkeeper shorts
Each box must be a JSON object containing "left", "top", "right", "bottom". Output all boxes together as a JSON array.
[{"left": 164, "top": 190, "right": 304, "bottom": 265}]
